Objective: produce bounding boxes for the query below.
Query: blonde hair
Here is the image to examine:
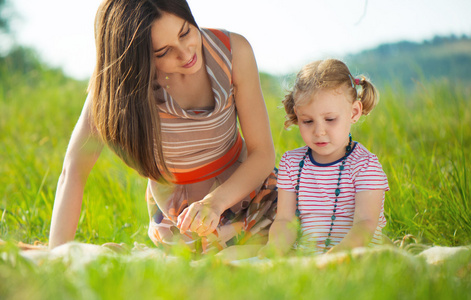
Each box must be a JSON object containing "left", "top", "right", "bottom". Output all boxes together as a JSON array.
[{"left": 282, "top": 59, "right": 379, "bottom": 128}]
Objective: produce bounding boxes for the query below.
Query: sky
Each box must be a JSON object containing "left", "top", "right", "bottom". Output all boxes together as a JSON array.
[{"left": 9, "top": 0, "right": 471, "bottom": 80}]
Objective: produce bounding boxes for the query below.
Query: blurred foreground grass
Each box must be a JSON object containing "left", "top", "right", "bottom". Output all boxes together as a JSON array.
[{"left": 1, "top": 242, "right": 470, "bottom": 300}]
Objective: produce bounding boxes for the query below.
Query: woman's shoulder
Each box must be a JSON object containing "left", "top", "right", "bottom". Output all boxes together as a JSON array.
[
  {"left": 200, "top": 28, "right": 252, "bottom": 58},
  {"left": 201, "top": 28, "right": 231, "bottom": 43},
  {"left": 201, "top": 28, "right": 231, "bottom": 36}
]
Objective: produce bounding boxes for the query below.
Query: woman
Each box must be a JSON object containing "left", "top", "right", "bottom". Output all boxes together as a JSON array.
[{"left": 49, "top": 0, "right": 277, "bottom": 255}]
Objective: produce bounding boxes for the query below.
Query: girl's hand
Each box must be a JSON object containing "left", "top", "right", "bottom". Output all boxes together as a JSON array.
[{"left": 177, "top": 196, "right": 223, "bottom": 236}]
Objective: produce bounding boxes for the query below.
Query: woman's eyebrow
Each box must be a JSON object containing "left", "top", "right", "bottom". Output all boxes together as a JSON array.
[{"left": 154, "top": 21, "right": 188, "bottom": 53}]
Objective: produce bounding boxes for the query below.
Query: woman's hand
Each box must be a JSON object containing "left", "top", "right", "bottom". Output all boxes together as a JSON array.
[{"left": 176, "top": 195, "right": 223, "bottom": 236}]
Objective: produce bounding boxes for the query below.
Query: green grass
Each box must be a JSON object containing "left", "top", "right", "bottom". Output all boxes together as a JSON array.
[
  {"left": 1, "top": 244, "right": 470, "bottom": 300},
  {"left": 1, "top": 66, "right": 471, "bottom": 299},
  {"left": 265, "top": 77, "right": 471, "bottom": 246}
]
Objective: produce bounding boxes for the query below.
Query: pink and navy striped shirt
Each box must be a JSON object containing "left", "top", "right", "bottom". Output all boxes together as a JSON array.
[{"left": 277, "top": 142, "right": 389, "bottom": 254}]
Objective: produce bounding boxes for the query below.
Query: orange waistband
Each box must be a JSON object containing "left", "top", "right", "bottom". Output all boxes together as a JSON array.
[{"left": 169, "top": 132, "right": 243, "bottom": 185}]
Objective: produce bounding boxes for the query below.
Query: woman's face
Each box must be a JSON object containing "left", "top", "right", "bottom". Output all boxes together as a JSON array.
[{"left": 151, "top": 12, "right": 203, "bottom": 76}]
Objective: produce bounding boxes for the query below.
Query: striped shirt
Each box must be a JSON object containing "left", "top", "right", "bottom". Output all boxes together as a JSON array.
[
  {"left": 277, "top": 142, "right": 389, "bottom": 254},
  {"left": 154, "top": 28, "right": 240, "bottom": 183}
]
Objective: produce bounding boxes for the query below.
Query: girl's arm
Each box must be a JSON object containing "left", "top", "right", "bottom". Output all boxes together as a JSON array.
[
  {"left": 327, "top": 190, "right": 384, "bottom": 253},
  {"left": 258, "top": 189, "right": 298, "bottom": 257},
  {"left": 49, "top": 94, "right": 103, "bottom": 249},
  {"left": 178, "top": 33, "right": 275, "bottom": 235}
]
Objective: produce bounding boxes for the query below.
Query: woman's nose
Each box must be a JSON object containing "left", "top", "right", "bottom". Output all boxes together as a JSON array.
[{"left": 176, "top": 44, "right": 191, "bottom": 62}]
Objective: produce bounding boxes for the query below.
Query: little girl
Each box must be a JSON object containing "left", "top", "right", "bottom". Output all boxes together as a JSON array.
[{"left": 261, "top": 59, "right": 389, "bottom": 256}]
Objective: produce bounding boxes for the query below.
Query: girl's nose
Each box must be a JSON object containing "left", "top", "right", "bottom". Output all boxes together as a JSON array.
[{"left": 313, "top": 125, "right": 326, "bottom": 137}]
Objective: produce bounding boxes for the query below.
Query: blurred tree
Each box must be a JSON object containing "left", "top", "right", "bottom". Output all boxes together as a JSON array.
[
  {"left": 0, "top": 0, "right": 10, "bottom": 33},
  {"left": 346, "top": 35, "right": 471, "bottom": 89}
]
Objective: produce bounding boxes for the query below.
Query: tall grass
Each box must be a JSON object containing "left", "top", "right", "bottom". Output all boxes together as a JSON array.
[
  {"left": 1, "top": 66, "right": 471, "bottom": 299},
  {"left": 265, "top": 77, "right": 471, "bottom": 246},
  {"left": 1, "top": 66, "right": 470, "bottom": 247}
]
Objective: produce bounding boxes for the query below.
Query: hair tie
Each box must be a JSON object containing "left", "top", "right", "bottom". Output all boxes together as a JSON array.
[{"left": 354, "top": 78, "right": 360, "bottom": 85}]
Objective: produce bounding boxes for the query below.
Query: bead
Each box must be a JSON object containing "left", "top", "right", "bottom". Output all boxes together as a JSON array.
[{"left": 294, "top": 141, "right": 352, "bottom": 253}]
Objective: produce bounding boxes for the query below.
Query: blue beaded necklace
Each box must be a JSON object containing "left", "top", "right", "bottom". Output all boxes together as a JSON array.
[{"left": 295, "top": 133, "right": 353, "bottom": 251}]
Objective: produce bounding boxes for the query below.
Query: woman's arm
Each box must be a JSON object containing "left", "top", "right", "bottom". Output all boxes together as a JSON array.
[
  {"left": 178, "top": 33, "right": 275, "bottom": 235},
  {"left": 327, "top": 190, "right": 384, "bottom": 253},
  {"left": 258, "top": 189, "right": 298, "bottom": 257},
  {"left": 49, "top": 94, "right": 103, "bottom": 249}
]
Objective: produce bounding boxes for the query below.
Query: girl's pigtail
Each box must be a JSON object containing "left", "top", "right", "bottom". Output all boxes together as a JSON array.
[
  {"left": 282, "top": 91, "right": 297, "bottom": 128},
  {"left": 357, "top": 76, "right": 379, "bottom": 115}
]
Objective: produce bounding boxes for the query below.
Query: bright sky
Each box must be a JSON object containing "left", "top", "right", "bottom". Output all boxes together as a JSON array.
[{"left": 10, "top": 0, "right": 471, "bottom": 80}]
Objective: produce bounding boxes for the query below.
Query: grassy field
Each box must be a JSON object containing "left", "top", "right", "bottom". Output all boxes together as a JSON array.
[{"left": 1, "top": 67, "right": 470, "bottom": 299}]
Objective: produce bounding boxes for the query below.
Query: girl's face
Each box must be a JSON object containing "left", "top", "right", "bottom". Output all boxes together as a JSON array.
[
  {"left": 295, "top": 87, "right": 362, "bottom": 164},
  {"left": 151, "top": 12, "right": 203, "bottom": 76}
]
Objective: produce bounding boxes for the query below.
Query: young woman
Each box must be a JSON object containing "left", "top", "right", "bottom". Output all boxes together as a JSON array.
[{"left": 49, "top": 0, "right": 277, "bottom": 255}]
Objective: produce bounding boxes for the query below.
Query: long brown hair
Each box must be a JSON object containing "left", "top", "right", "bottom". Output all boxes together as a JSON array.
[
  {"left": 89, "top": 0, "right": 198, "bottom": 181},
  {"left": 282, "top": 59, "right": 379, "bottom": 128}
]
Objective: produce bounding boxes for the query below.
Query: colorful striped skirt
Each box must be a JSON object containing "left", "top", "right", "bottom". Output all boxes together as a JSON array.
[{"left": 146, "top": 169, "right": 278, "bottom": 254}]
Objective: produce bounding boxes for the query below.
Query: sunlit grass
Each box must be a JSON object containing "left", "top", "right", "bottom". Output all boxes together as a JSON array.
[
  {"left": 1, "top": 69, "right": 470, "bottom": 299},
  {"left": 265, "top": 77, "right": 471, "bottom": 246}
]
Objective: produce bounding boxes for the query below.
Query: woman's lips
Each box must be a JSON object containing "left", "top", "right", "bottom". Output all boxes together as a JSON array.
[{"left": 183, "top": 54, "right": 197, "bottom": 68}]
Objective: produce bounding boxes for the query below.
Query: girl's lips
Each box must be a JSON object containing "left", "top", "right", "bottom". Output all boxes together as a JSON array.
[
  {"left": 315, "top": 142, "right": 328, "bottom": 147},
  {"left": 183, "top": 54, "right": 197, "bottom": 68}
]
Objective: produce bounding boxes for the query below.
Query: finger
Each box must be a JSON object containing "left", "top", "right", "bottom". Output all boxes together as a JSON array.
[
  {"left": 198, "top": 218, "right": 218, "bottom": 236},
  {"left": 179, "top": 206, "right": 199, "bottom": 233},
  {"left": 190, "top": 214, "right": 206, "bottom": 233},
  {"left": 177, "top": 207, "right": 189, "bottom": 228},
  {"left": 193, "top": 214, "right": 210, "bottom": 235},
  {"left": 195, "top": 218, "right": 211, "bottom": 236}
]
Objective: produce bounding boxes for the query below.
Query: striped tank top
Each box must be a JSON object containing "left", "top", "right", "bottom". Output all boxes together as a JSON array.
[{"left": 155, "top": 29, "right": 240, "bottom": 185}]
